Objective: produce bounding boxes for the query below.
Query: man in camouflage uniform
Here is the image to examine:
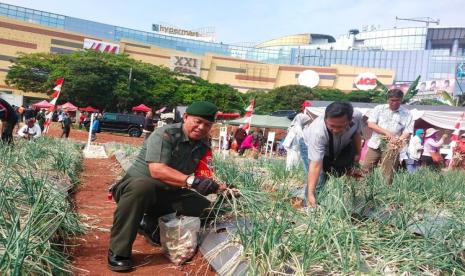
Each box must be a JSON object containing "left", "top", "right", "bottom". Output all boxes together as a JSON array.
[{"left": 108, "top": 101, "right": 225, "bottom": 272}]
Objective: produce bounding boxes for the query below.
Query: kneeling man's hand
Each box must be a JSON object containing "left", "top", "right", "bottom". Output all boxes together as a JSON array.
[{"left": 192, "top": 176, "right": 220, "bottom": 195}]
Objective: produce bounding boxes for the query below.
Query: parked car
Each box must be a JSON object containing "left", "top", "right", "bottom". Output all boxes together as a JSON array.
[
  {"left": 159, "top": 106, "right": 187, "bottom": 124},
  {"left": 270, "top": 110, "right": 298, "bottom": 120},
  {"left": 84, "top": 113, "right": 145, "bottom": 137}
]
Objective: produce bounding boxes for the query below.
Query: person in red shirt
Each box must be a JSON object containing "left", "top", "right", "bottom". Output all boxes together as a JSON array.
[
  {"left": 452, "top": 133, "right": 465, "bottom": 169},
  {"left": 79, "top": 112, "right": 87, "bottom": 129}
]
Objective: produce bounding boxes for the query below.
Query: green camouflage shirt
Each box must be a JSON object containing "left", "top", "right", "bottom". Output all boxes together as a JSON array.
[{"left": 126, "top": 123, "right": 210, "bottom": 178}]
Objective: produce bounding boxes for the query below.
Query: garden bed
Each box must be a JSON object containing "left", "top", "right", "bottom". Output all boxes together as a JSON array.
[
  {"left": 210, "top": 156, "right": 465, "bottom": 275},
  {"left": 0, "top": 137, "right": 85, "bottom": 275},
  {"left": 106, "top": 144, "right": 465, "bottom": 274}
]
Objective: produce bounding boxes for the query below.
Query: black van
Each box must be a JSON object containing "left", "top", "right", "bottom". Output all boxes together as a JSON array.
[
  {"left": 270, "top": 110, "right": 298, "bottom": 120},
  {"left": 85, "top": 113, "right": 145, "bottom": 137}
]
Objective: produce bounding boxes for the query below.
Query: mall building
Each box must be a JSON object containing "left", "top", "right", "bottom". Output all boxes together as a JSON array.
[{"left": 2, "top": 2, "right": 461, "bottom": 106}]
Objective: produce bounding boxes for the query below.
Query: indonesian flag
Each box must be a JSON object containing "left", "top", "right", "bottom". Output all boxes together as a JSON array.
[
  {"left": 155, "top": 106, "right": 166, "bottom": 114},
  {"left": 43, "top": 78, "right": 64, "bottom": 134},
  {"left": 49, "top": 78, "right": 64, "bottom": 105},
  {"left": 242, "top": 99, "right": 255, "bottom": 133},
  {"left": 451, "top": 112, "right": 465, "bottom": 141}
]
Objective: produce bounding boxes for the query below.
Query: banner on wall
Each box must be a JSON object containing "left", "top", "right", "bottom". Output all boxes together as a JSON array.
[
  {"left": 83, "top": 39, "right": 120, "bottom": 54},
  {"left": 354, "top": 72, "right": 377, "bottom": 91},
  {"left": 389, "top": 82, "right": 412, "bottom": 94},
  {"left": 170, "top": 55, "right": 201, "bottom": 76},
  {"left": 414, "top": 79, "right": 455, "bottom": 99}
]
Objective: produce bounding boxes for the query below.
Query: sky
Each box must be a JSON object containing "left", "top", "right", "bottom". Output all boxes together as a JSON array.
[{"left": 2, "top": 0, "right": 464, "bottom": 44}]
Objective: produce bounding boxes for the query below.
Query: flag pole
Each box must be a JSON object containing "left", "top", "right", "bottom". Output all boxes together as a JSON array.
[{"left": 86, "top": 113, "right": 94, "bottom": 150}]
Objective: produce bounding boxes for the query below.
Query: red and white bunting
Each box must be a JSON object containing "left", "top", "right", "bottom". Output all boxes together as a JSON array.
[
  {"left": 242, "top": 99, "right": 255, "bottom": 133},
  {"left": 44, "top": 78, "right": 64, "bottom": 134},
  {"left": 155, "top": 106, "right": 166, "bottom": 114},
  {"left": 49, "top": 78, "right": 64, "bottom": 106},
  {"left": 451, "top": 112, "right": 465, "bottom": 141}
]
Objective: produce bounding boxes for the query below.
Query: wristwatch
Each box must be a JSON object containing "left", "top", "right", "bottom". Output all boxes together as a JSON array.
[{"left": 185, "top": 175, "right": 195, "bottom": 188}]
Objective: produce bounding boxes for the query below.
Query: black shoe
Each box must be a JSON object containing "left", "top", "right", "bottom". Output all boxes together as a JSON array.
[
  {"left": 107, "top": 250, "right": 132, "bottom": 272},
  {"left": 138, "top": 215, "right": 161, "bottom": 246}
]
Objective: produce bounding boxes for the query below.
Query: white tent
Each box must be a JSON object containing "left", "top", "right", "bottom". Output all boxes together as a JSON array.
[{"left": 306, "top": 101, "right": 465, "bottom": 130}]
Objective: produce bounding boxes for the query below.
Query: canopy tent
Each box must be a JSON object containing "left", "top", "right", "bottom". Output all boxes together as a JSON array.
[
  {"left": 305, "top": 101, "right": 465, "bottom": 130},
  {"left": 132, "top": 104, "right": 151, "bottom": 112},
  {"left": 79, "top": 106, "right": 100, "bottom": 112},
  {"left": 227, "top": 114, "right": 291, "bottom": 129},
  {"left": 216, "top": 111, "right": 241, "bottom": 120},
  {"left": 32, "top": 100, "right": 53, "bottom": 109},
  {"left": 58, "top": 102, "right": 78, "bottom": 111}
]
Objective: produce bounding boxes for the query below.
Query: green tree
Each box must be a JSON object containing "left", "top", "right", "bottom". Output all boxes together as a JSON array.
[
  {"left": 415, "top": 99, "right": 447, "bottom": 106},
  {"left": 6, "top": 51, "right": 244, "bottom": 112},
  {"left": 242, "top": 85, "right": 318, "bottom": 114}
]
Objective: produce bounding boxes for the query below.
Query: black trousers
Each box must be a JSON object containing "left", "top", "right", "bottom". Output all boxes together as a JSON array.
[
  {"left": 109, "top": 175, "right": 211, "bottom": 257},
  {"left": 420, "top": 155, "right": 440, "bottom": 170},
  {"left": 1, "top": 121, "right": 15, "bottom": 144},
  {"left": 61, "top": 127, "right": 70, "bottom": 138}
]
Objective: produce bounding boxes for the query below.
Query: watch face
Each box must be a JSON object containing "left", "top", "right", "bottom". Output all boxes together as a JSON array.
[{"left": 187, "top": 176, "right": 195, "bottom": 185}]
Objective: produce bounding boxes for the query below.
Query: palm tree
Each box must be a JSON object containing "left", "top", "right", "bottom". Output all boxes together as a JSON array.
[
  {"left": 403, "top": 75, "right": 420, "bottom": 103},
  {"left": 441, "top": 91, "right": 465, "bottom": 106}
]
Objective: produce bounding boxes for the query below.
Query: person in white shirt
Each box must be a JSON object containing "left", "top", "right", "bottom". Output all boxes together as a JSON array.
[
  {"left": 303, "top": 102, "right": 362, "bottom": 207},
  {"left": 283, "top": 103, "right": 313, "bottom": 170},
  {"left": 406, "top": 129, "right": 424, "bottom": 173},
  {"left": 17, "top": 118, "right": 42, "bottom": 140},
  {"left": 363, "top": 89, "right": 414, "bottom": 184}
]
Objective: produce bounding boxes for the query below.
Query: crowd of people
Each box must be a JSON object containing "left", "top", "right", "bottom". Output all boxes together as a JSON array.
[
  {"left": 0, "top": 98, "right": 106, "bottom": 143},
  {"left": 3, "top": 95, "right": 465, "bottom": 272}
]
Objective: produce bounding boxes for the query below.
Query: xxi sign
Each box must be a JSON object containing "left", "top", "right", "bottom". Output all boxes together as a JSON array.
[{"left": 170, "top": 56, "right": 201, "bottom": 76}]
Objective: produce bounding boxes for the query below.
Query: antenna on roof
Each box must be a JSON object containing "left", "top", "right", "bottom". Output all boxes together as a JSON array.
[{"left": 395, "top": 16, "right": 440, "bottom": 27}]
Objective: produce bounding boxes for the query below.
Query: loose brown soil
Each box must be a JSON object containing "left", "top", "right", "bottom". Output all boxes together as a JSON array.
[{"left": 44, "top": 124, "right": 215, "bottom": 275}]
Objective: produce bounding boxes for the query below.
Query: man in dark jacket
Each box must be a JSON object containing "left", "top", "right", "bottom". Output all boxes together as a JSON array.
[
  {"left": 61, "top": 112, "right": 72, "bottom": 138},
  {"left": 0, "top": 98, "right": 19, "bottom": 144}
]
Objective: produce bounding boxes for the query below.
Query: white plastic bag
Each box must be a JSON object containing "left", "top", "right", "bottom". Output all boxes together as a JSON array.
[{"left": 159, "top": 213, "right": 201, "bottom": 265}]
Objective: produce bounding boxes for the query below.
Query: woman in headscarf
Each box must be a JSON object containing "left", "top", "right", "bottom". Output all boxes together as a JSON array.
[
  {"left": 406, "top": 129, "right": 424, "bottom": 173},
  {"left": 421, "top": 128, "right": 448, "bottom": 169}
]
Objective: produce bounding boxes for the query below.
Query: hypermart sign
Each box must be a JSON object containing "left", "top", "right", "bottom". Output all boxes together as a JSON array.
[
  {"left": 83, "top": 39, "right": 120, "bottom": 54},
  {"left": 354, "top": 72, "right": 378, "bottom": 90},
  {"left": 170, "top": 56, "right": 201, "bottom": 76},
  {"left": 153, "top": 24, "right": 200, "bottom": 38}
]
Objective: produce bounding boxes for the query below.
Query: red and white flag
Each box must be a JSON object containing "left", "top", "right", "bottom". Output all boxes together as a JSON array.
[
  {"left": 451, "top": 112, "right": 465, "bottom": 141},
  {"left": 49, "top": 78, "right": 64, "bottom": 105},
  {"left": 242, "top": 99, "right": 255, "bottom": 133},
  {"left": 155, "top": 106, "right": 167, "bottom": 114},
  {"left": 44, "top": 78, "right": 64, "bottom": 134}
]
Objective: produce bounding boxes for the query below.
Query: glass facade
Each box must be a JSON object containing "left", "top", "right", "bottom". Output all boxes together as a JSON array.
[
  {"left": 0, "top": 2, "right": 290, "bottom": 64},
  {"left": 356, "top": 27, "right": 427, "bottom": 50},
  {"left": 0, "top": 2, "right": 65, "bottom": 29},
  {"left": 293, "top": 48, "right": 465, "bottom": 80},
  {"left": 1, "top": 2, "right": 464, "bottom": 90}
]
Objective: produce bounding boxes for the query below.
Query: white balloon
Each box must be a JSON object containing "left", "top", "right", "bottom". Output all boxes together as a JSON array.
[{"left": 298, "top": 70, "right": 320, "bottom": 88}]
